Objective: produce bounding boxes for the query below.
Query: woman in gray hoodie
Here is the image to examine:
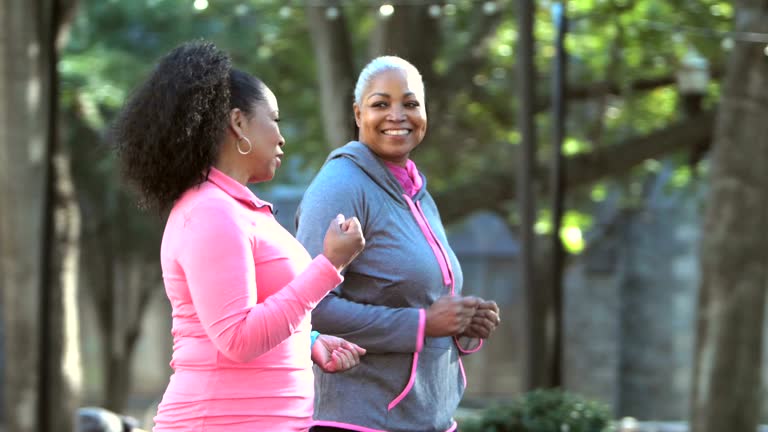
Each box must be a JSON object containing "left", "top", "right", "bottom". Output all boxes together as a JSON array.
[{"left": 296, "top": 56, "right": 501, "bottom": 432}]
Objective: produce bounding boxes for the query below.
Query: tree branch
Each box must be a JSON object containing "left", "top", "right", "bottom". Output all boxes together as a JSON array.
[
  {"left": 433, "top": 110, "right": 716, "bottom": 224},
  {"left": 468, "top": 67, "right": 724, "bottom": 127}
]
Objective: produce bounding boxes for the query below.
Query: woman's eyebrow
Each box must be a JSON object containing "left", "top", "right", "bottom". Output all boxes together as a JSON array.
[{"left": 366, "top": 92, "right": 391, "bottom": 100}]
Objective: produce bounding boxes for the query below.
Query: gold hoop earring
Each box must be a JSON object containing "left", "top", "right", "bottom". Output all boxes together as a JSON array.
[{"left": 236, "top": 136, "right": 252, "bottom": 155}]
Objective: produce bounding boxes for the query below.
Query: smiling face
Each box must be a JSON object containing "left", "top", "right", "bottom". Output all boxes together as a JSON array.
[
  {"left": 230, "top": 85, "right": 285, "bottom": 183},
  {"left": 354, "top": 69, "right": 427, "bottom": 166}
]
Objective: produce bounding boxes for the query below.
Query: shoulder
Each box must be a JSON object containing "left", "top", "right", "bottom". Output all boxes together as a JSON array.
[
  {"left": 175, "top": 186, "right": 243, "bottom": 229},
  {"left": 318, "top": 157, "right": 369, "bottom": 182},
  {"left": 305, "top": 157, "right": 370, "bottom": 198}
]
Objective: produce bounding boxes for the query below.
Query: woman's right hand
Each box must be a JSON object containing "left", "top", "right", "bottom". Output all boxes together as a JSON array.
[
  {"left": 425, "top": 295, "right": 480, "bottom": 337},
  {"left": 322, "top": 214, "right": 365, "bottom": 272}
]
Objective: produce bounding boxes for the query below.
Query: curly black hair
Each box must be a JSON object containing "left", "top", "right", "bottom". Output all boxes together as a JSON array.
[{"left": 113, "top": 40, "right": 265, "bottom": 212}]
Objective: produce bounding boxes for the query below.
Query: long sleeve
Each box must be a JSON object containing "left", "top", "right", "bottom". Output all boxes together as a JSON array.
[
  {"left": 296, "top": 159, "right": 425, "bottom": 354},
  {"left": 178, "top": 203, "right": 342, "bottom": 363},
  {"left": 311, "top": 291, "right": 425, "bottom": 354}
]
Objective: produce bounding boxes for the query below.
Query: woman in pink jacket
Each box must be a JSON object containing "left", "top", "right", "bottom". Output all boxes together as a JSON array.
[{"left": 113, "top": 41, "right": 366, "bottom": 432}]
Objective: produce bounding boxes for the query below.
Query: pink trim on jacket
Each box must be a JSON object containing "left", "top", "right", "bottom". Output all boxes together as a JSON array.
[
  {"left": 386, "top": 305, "right": 426, "bottom": 412},
  {"left": 404, "top": 195, "right": 452, "bottom": 287},
  {"left": 415, "top": 200, "right": 456, "bottom": 291},
  {"left": 387, "top": 350, "right": 421, "bottom": 411},
  {"left": 386, "top": 309, "right": 425, "bottom": 411},
  {"left": 455, "top": 336, "right": 485, "bottom": 354},
  {"left": 416, "top": 308, "right": 426, "bottom": 352}
]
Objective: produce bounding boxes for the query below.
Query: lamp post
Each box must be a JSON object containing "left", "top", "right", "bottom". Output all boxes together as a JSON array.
[
  {"left": 516, "top": 0, "right": 540, "bottom": 390},
  {"left": 549, "top": 0, "right": 567, "bottom": 389},
  {"left": 676, "top": 48, "right": 710, "bottom": 167},
  {"left": 676, "top": 48, "right": 710, "bottom": 117}
]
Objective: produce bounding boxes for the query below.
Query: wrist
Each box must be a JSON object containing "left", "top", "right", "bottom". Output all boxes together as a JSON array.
[{"left": 310, "top": 331, "right": 321, "bottom": 348}]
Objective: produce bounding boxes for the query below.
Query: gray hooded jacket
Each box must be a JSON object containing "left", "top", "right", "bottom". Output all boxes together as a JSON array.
[{"left": 296, "top": 142, "right": 481, "bottom": 432}]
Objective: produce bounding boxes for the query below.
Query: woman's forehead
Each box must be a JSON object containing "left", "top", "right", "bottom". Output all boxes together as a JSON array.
[{"left": 365, "top": 69, "right": 423, "bottom": 97}]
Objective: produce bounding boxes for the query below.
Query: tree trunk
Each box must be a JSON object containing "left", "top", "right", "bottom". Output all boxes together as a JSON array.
[
  {"left": 690, "top": 2, "right": 768, "bottom": 431},
  {"left": 101, "top": 254, "right": 157, "bottom": 412},
  {"left": 305, "top": 4, "right": 356, "bottom": 149},
  {"left": 42, "top": 152, "right": 83, "bottom": 432},
  {"left": 368, "top": 5, "right": 439, "bottom": 83},
  {"left": 0, "top": 0, "right": 55, "bottom": 429}
]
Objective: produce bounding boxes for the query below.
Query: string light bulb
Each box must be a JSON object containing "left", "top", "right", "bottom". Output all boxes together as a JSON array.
[{"left": 428, "top": 4, "right": 442, "bottom": 18}]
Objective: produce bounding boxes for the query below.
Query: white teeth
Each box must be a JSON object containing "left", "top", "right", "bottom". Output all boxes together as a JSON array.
[{"left": 383, "top": 129, "right": 409, "bottom": 136}]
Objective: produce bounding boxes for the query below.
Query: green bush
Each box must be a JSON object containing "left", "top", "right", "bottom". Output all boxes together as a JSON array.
[{"left": 460, "top": 388, "right": 613, "bottom": 432}]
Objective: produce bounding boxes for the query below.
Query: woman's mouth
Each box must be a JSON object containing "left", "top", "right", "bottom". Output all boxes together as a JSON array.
[{"left": 382, "top": 129, "right": 410, "bottom": 136}]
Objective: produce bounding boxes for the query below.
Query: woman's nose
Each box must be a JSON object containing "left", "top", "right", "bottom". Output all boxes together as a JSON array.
[{"left": 386, "top": 107, "right": 405, "bottom": 121}]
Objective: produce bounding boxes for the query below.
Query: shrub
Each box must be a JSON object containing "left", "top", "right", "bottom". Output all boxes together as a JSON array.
[{"left": 460, "top": 388, "right": 613, "bottom": 432}]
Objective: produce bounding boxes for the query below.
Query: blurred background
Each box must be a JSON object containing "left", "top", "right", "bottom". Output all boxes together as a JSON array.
[{"left": 1, "top": 0, "right": 767, "bottom": 431}]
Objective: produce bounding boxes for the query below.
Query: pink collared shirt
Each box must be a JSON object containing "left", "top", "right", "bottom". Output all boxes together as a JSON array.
[
  {"left": 383, "top": 159, "right": 423, "bottom": 197},
  {"left": 153, "top": 167, "right": 342, "bottom": 431}
]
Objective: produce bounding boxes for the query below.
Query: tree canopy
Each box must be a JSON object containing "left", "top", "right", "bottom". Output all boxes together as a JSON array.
[{"left": 62, "top": 0, "right": 733, "bottom": 254}]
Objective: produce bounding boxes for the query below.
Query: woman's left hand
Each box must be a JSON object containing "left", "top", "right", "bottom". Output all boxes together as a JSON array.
[
  {"left": 311, "top": 334, "right": 367, "bottom": 373},
  {"left": 460, "top": 300, "right": 501, "bottom": 339}
]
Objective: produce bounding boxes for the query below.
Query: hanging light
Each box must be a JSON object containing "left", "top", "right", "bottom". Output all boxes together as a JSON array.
[
  {"left": 193, "top": 0, "right": 208, "bottom": 11},
  {"left": 379, "top": 4, "right": 395, "bottom": 18},
  {"left": 676, "top": 47, "right": 710, "bottom": 96},
  {"left": 721, "top": 37, "right": 734, "bottom": 51},
  {"left": 279, "top": 6, "right": 292, "bottom": 18},
  {"left": 428, "top": 4, "right": 442, "bottom": 18},
  {"left": 325, "top": 6, "right": 340, "bottom": 20},
  {"left": 482, "top": 1, "right": 498, "bottom": 15}
]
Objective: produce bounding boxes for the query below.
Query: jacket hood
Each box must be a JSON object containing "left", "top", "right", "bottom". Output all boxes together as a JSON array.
[{"left": 325, "top": 141, "right": 426, "bottom": 205}]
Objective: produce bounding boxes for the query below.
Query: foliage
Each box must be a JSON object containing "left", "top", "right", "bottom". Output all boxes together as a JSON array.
[
  {"left": 61, "top": 0, "right": 733, "bottom": 247},
  {"left": 461, "top": 389, "right": 613, "bottom": 432}
]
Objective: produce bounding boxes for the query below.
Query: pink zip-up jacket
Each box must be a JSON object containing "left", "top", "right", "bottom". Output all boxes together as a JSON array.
[{"left": 152, "top": 167, "right": 343, "bottom": 432}]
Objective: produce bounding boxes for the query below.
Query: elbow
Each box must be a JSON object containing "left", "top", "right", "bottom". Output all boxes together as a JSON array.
[
  {"left": 217, "top": 343, "right": 258, "bottom": 363},
  {"left": 215, "top": 333, "right": 264, "bottom": 363}
]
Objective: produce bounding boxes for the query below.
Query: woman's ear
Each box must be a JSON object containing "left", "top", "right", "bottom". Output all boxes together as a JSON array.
[
  {"left": 228, "top": 108, "right": 244, "bottom": 137},
  {"left": 353, "top": 103, "right": 362, "bottom": 128}
]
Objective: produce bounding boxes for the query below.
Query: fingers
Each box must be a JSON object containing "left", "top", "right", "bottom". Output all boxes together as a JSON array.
[
  {"left": 329, "top": 346, "right": 359, "bottom": 371},
  {"left": 341, "top": 340, "right": 367, "bottom": 356},
  {"left": 478, "top": 300, "right": 500, "bottom": 314},
  {"left": 341, "top": 216, "right": 360, "bottom": 232},
  {"left": 328, "top": 214, "right": 344, "bottom": 234},
  {"left": 465, "top": 309, "right": 500, "bottom": 338},
  {"left": 461, "top": 296, "right": 482, "bottom": 309}
]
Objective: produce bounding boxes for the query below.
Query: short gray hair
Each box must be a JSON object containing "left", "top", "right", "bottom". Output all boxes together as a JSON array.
[{"left": 353, "top": 56, "right": 425, "bottom": 105}]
